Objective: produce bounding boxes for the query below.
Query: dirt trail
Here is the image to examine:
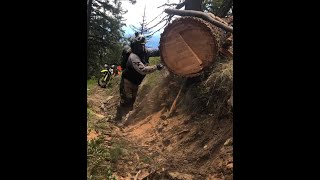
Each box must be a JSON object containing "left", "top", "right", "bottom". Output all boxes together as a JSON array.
[{"left": 87, "top": 76, "right": 233, "bottom": 180}]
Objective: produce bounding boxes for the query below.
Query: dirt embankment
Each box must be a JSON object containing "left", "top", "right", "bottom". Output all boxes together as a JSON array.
[{"left": 87, "top": 58, "right": 233, "bottom": 179}]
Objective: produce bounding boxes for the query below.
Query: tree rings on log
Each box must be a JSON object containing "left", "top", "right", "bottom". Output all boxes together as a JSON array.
[{"left": 160, "top": 17, "right": 223, "bottom": 77}]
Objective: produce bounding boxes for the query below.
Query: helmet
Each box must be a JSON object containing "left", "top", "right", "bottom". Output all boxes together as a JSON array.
[
  {"left": 130, "top": 34, "right": 146, "bottom": 54},
  {"left": 131, "top": 34, "right": 146, "bottom": 45}
]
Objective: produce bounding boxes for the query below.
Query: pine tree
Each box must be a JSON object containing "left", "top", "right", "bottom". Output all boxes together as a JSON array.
[
  {"left": 129, "top": 5, "right": 153, "bottom": 40},
  {"left": 87, "top": 0, "right": 136, "bottom": 78}
]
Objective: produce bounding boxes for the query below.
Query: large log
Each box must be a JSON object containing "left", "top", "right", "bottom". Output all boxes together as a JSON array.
[{"left": 160, "top": 17, "right": 224, "bottom": 77}]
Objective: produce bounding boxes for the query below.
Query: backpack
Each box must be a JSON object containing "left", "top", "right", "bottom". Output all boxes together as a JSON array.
[{"left": 121, "top": 45, "right": 131, "bottom": 69}]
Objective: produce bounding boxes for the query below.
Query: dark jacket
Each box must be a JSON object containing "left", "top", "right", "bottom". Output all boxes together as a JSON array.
[{"left": 122, "top": 48, "right": 159, "bottom": 85}]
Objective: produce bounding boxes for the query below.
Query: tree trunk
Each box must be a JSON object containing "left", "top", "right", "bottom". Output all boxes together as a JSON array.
[
  {"left": 217, "top": 0, "right": 233, "bottom": 17},
  {"left": 160, "top": 17, "right": 224, "bottom": 77},
  {"left": 184, "top": 0, "right": 203, "bottom": 11},
  {"left": 141, "top": 5, "right": 146, "bottom": 35},
  {"left": 87, "top": 0, "right": 93, "bottom": 40}
]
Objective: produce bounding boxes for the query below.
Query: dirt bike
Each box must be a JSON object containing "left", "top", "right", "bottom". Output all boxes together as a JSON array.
[{"left": 98, "top": 64, "right": 113, "bottom": 88}]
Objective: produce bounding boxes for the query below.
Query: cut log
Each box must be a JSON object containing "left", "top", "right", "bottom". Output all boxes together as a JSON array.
[{"left": 160, "top": 17, "right": 224, "bottom": 77}]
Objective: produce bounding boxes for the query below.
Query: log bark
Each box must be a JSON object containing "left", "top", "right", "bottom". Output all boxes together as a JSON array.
[{"left": 164, "top": 9, "right": 233, "bottom": 33}]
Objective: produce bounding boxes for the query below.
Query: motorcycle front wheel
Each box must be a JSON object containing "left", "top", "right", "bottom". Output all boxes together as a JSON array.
[
  {"left": 98, "top": 76, "right": 107, "bottom": 88},
  {"left": 98, "top": 73, "right": 112, "bottom": 88}
]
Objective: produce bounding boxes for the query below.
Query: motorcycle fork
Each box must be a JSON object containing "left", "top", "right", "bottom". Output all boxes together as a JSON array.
[{"left": 103, "top": 73, "right": 108, "bottom": 81}]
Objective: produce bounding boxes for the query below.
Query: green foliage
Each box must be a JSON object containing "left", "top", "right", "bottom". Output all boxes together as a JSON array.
[
  {"left": 87, "top": 108, "right": 94, "bottom": 118},
  {"left": 148, "top": 56, "right": 160, "bottom": 65},
  {"left": 87, "top": 78, "right": 97, "bottom": 90},
  {"left": 203, "top": 0, "right": 223, "bottom": 14},
  {"left": 141, "top": 155, "right": 152, "bottom": 164},
  {"left": 203, "top": 0, "right": 233, "bottom": 17},
  {"left": 87, "top": 135, "right": 116, "bottom": 179},
  {"left": 106, "top": 169, "right": 117, "bottom": 180},
  {"left": 88, "top": 135, "right": 127, "bottom": 179},
  {"left": 88, "top": 0, "right": 128, "bottom": 78},
  {"left": 87, "top": 135, "right": 128, "bottom": 179},
  {"left": 109, "top": 144, "right": 123, "bottom": 163},
  {"left": 143, "top": 57, "right": 161, "bottom": 87}
]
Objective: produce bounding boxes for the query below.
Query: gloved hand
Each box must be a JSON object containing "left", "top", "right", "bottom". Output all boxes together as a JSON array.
[{"left": 156, "top": 63, "right": 164, "bottom": 70}]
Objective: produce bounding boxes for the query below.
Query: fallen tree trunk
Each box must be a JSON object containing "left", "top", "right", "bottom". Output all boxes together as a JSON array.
[
  {"left": 160, "top": 17, "right": 225, "bottom": 77},
  {"left": 164, "top": 9, "right": 233, "bottom": 33}
]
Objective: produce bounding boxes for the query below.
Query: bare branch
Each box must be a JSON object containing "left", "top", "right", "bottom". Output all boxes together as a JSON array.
[
  {"left": 157, "top": 3, "right": 180, "bottom": 8},
  {"left": 164, "top": 9, "right": 233, "bottom": 33},
  {"left": 145, "top": 11, "right": 165, "bottom": 26},
  {"left": 148, "top": 19, "right": 170, "bottom": 37},
  {"left": 146, "top": 15, "right": 169, "bottom": 30}
]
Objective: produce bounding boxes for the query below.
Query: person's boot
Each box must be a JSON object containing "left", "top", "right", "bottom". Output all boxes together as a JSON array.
[
  {"left": 112, "top": 106, "right": 123, "bottom": 122},
  {"left": 112, "top": 106, "right": 131, "bottom": 127}
]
